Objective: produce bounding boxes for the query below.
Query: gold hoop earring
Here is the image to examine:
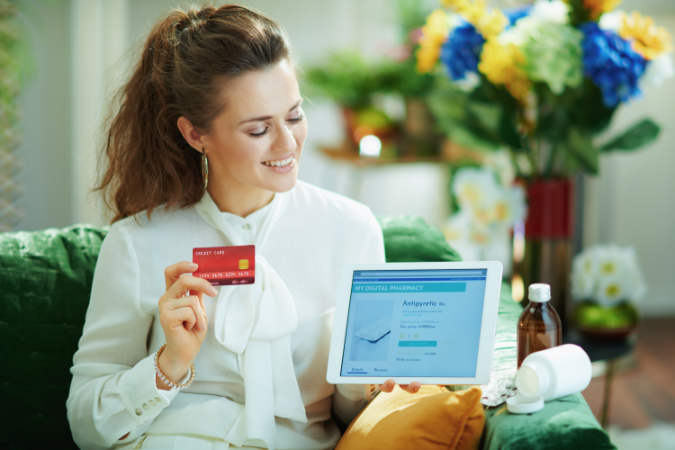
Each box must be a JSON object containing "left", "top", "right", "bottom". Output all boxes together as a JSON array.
[{"left": 201, "top": 150, "right": 209, "bottom": 189}]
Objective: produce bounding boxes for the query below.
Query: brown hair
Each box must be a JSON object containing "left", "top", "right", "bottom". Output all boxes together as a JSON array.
[{"left": 94, "top": 3, "right": 296, "bottom": 225}]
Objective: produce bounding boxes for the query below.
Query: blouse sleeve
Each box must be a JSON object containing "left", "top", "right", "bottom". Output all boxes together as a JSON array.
[
  {"left": 333, "top": 209, "right": 386, "bottom": 425},
  {"left": 66, "top": 222, "right": 179, "bottom": 450}
]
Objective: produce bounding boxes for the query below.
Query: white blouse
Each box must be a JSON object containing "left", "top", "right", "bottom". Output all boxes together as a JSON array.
[{"left": 67, "top": 180, "right": 386, "bottom": 450}]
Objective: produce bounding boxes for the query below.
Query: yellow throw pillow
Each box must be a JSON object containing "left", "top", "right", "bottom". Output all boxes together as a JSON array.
[{"left": 336, "top": 386, "right": 485, "bottom": 450}]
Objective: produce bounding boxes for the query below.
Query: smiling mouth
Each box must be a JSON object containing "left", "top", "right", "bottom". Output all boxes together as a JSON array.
[{"left": 262, "top": 155, "right": 294, "bottom": 167}]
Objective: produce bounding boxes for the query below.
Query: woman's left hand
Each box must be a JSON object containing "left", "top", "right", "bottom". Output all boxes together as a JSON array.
[{"left": 379, "top": 379, "right": 421, "bottom": 394}]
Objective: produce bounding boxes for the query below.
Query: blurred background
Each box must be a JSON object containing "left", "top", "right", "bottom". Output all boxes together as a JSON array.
[{"left": 2, "top": 0, "right": 674, "bottom": 448}]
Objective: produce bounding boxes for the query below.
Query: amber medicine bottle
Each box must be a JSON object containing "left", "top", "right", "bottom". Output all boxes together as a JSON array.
[{"left": 517, "top": 283, "right": 562, "bottom": 368}]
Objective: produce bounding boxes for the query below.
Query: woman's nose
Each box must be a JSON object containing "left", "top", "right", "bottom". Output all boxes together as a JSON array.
[{"left": 274, "top": 123, "right": 296, "bottom": 152}]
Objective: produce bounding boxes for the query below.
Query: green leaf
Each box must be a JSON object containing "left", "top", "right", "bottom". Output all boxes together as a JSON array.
[
  {"left": 449, "top": 125, "right": 501, "bottom": 152},
  {"left": 600, "top": 118, "right": 661, "bottom": 152},
  {"left": 498, "top": 112, "right": 523, "bottom": 150},
  {"left": 466, "top": 101, "right": 501, "bottom": 134},
  {"left": 572, "top": 79, "right": 617, "bottom": 134},
  {"left": 568, "top": 128, "right": 599, "bottom": 175}
]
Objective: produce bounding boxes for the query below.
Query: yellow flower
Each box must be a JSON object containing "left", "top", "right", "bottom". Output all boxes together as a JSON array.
[
  {"left": 582, "top": 0, "right": 622, "bottom": 21},
  {"left": 620, "top": 11, "right": 674, "bottom": 60},
  {"left": 480, "top": 11, "right": 509, "bottom": 40},
  {"left": 441, "top": 0, "right": 507, "bottom": 40},
  {"left": 478, "top": 40, "right": 531, "bottom": 103},
  {"left": 416, "top": 9, "right": 450, "bottom": 73}
]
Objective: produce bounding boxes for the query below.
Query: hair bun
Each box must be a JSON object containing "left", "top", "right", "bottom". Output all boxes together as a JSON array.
[{"left": 171, "top": 9, "right": 210, "bottom": 46}]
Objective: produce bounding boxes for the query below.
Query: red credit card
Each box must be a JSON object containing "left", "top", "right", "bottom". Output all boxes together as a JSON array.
[{"left": 192, "top": 245, "right": 255, "bottom": 287}]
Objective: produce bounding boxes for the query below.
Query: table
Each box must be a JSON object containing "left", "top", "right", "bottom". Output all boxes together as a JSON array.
[{"left": 563, "top": 330, "right": 636, "bottom": 428}]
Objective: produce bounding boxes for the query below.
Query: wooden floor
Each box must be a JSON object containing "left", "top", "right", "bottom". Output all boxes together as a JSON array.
[{"left": 581, "top": 317, "right": 675, "bottom": 429}]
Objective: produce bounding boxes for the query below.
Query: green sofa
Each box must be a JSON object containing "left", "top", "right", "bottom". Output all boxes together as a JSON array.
[{"left": 0, "top": 216, "right": 615, "bottom": 449}]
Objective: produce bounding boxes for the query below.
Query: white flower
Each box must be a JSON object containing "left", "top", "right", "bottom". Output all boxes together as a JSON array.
[
  {"left": 571, "top": 250, "right": 599, "bottom": 301},
  {"left": 443, "top": 210, "right": 482, "bottom": 261},
  {"left": 531, "top": 0, "right": 570, "bottom": 24},
  {"left": 451, "top": 168, "right": 500, "bottom": 210},
  {"left": 619, "top": 247, "right": 648, "bottom": 301},
  {"left": 499, "top": 17, "right": 538, "bottom": 47},
  {"left": 570, "top": 244, "right": 647, "bottom": 304},
  {"left": 447, "top": 12, "right": 465, "bottom": 30},
  {"left": 595, "top": 275, "right": 629, "bottom": 308},
  {"left": 451, "top": 167, "right": 526, "bottom": 230},
  {"left": 598, "top": 10, "right": 624, "bottom": 33},
  {"left": 454, "top": 71, "right": 481, "bottom": 91},
  {"left": 483, "top": 150, "right": 516, "bottom": 186},
  {"left": 571, "top": 271, "right": 596, "bottom": 301},
  {"left": 443, "top": 209, "right": 472, "bottom": 243},
  {"left": 489, "top": 186, "right": 525, "bottom": 227},
  {"left": 642, "top": 54, "right": 675, "bottom": 88},
  {"left": 594, "top": 245, "right": 634, "bottom": 281}
]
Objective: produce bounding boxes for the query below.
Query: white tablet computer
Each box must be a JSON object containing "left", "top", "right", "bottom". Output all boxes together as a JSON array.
[{"left": 327, "top": 261, "right": 503, "bottom": 385}]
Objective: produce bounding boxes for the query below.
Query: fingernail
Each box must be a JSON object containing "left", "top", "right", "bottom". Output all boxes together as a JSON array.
[
  {"left": 189, "top": 263, "right": 198, "bottom": 269},
  {"left": 415, "top": 386, "right": 420, "bottom": 392},
  {"left": 210, "top": 287, "right": 218, "bottom": 296}
]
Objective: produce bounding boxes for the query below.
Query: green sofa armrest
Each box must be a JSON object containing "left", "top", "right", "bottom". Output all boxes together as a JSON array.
[
  {"left": 0, "top": 224, "right": 109, "bottom": 449},
  {"left": 481, "top": 284, "right": 617, "bottom": 450}
]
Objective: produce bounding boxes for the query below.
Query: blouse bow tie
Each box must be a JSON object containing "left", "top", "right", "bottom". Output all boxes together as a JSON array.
[{"left": 195, "top": 191, "right": 307, "bottom": 450}]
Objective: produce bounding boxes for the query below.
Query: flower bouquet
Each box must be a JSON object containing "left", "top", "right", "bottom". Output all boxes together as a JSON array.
[
  {"left": 416, "top": 0, "right": 673, "bottom": 177},
  {"left": 570, "top": 244, "right": 646, "bottom": 340},
  {"left": 415, "top": 0, "right": 672, "bottom": 322}
]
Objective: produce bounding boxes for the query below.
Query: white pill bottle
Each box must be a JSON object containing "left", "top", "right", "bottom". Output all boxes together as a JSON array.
[{"left": 507, "top": 344, "right": 592, "bottom": 414}]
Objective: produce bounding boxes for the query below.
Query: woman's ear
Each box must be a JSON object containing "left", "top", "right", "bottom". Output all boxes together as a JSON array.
[{"left": 177, "top": 116, "right": 207, "bottom": 152}]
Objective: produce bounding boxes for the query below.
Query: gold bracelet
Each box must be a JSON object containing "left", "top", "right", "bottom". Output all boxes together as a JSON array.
[
  {"left": 366, "top": 384, "right": 381, "bottom": 402},
  {"left": 153, "top": 344, "right": 195, "bottom": 390}
]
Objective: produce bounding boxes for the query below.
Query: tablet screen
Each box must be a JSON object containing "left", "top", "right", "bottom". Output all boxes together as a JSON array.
[{"left": 339, "top": 269, "right": 487, "bottom": 377}]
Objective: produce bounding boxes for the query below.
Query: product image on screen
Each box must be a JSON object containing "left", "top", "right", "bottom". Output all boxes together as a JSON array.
[{"left": 340, "top": 269, "right": 487, "bottom": 377}]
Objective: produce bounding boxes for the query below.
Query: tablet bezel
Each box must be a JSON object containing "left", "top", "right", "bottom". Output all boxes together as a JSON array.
[{"left": 327, "top": 261, "right": 503, "bottom": 385}]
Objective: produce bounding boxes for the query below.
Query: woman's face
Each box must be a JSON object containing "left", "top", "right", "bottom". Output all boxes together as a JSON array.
[{"left": 188, "top": 59, "right": 307, "bottom": 199}]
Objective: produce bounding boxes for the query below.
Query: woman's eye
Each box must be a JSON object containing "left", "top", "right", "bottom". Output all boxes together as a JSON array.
[
  {"left": 288, "top": 114, "right": 305, "bottom": 123},
  {"left": 249, "top": 128, "right": 269, "bottom": 137}
]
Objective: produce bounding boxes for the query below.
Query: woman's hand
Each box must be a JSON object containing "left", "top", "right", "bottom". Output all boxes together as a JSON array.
[
  {"left": 379, "top": 380, "right": 422, "bottom": 394},
  {"left": 156, "top": 262, "right": 218, "bottom": 390}
]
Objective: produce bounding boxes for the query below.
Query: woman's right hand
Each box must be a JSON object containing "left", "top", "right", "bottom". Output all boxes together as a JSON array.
[{"left": 156, "top": 261, "right": 219, "bottom": 390}]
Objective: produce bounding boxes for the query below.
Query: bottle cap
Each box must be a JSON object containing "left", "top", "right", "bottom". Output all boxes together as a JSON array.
[
  {"left": 507, "top": 394, "right": 544, "bottom": 414},
  {"left": 528, "top": 283, "right": 551, "bottom": 302}
]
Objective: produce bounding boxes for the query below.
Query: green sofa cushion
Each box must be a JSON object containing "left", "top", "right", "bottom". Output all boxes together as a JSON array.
[{"left": 377, "top": 215, "right": 462, "bottom": 263}]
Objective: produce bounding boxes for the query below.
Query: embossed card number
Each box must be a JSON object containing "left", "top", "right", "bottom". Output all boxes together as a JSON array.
[{"left": 192, "top": 245, "right": 255, "bottom": 288}]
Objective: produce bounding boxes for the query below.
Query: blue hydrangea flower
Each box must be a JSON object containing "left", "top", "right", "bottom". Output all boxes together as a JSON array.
[
  {"left": 440, "top": 22, "right": 485, "bottom": 81},
  {"left": 580, "top": 22, "right": 648, "bottom": 108}
]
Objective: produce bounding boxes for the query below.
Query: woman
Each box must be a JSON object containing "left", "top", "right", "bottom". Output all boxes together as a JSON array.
[{"left": 66, "top": 4, "right": 420, "bottom": 450}]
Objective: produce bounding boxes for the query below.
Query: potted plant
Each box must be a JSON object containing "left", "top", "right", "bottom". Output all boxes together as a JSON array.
[
  {"left": 302, "top": 0, "right": 444, "bottom": 159},
  {"left": 303, "top": 50, "right": 400, "bottom": 150},
  {"left": 570, "top": 244, "right": 646, "bottom": 341}
]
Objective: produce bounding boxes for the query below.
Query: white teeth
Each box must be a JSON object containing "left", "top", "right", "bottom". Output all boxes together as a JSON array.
[{"left": 264, "top": 156, "right": 293, "bottom": 167}]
